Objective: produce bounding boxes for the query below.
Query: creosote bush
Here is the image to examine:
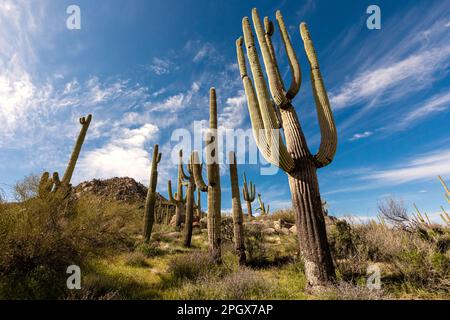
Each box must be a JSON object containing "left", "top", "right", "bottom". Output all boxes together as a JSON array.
[{"left": 0, "top": 192, "right": 140, "bottom": 299}]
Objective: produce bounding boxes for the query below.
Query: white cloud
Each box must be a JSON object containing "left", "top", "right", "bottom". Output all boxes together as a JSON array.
[
  {"left": 349, "top": 131, "right": 373, "bottom": 141},
  {"left": 330, "top": 45, "right": 450, "bottom": 109},
  {"left": 148, "top": 57, "right": 172, "bottom": 75},
  {"left": 193, "top": 43, "right": 217, "bottom": 63},
  {"left": 366, "top": 149, "right": 450, "bottom": 184},
  {"left": 218, "top": 91, "right": 247, "bottom": 129},
  {"left": 149, "top": 81, "right": 201, "bottom": 112},
  {"left": 77, "top": 124, "right": 159, "bottom": 184},
  {"left": 402, "top": 91, "right": 450, "bottom": 124}
]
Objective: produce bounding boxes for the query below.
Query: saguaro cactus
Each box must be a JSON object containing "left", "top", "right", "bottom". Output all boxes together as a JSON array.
[
  {"left": 196, "top": 188, "right": 202, "bottom": 219},
  {"left": 143, "top": 144, "right": 162, "bottom": 242},
  {"left": 38, "top": 114, "right": 92, "bottom": 199},
  {"left": 168, "top": 150, "right": 187, "bottom": 228},
  {"left": 242, "top": 173, "right": 256, "bottom": 217},
  {"left": 229, "top": 151, "right": 246, "bottom": 264},
  {"left": 192, "top": 87, "right": 222, "bottom": 263},
  {"left": 236, "top": 9, "right": 337, "bottom": 287},
  {"left": 256, "top": 193, "right": 270, "bottom": 216},
  {"left": 180, "top": 153, "right": 196, "bottom": 247}
]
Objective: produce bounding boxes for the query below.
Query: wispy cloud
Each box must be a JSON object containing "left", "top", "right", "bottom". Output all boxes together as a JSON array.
[
  {"left": 349, "top": 131, "right": 373, "bottom": 141},
  {"left": 366, "top": 149, "right": 450, "bottom": 184},
  {"left": 147, "top": 57, "right": 173, "bottom": 75},
  {"left": 330, "top": 46, "right": 450, "bottom": 109}
]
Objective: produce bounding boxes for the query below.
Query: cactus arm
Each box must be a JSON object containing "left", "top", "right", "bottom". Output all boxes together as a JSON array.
[
  {"left": 62, "top": 114, "right": 92, "bottom": 185},
  {"left": 276, "top": 10, "right": 301, "bottom": 99},
  {"left": 192, "top": 152, "right": 208, "bottom": 192},
  {"left": 264, "top": 16, "right": 285, "bottom": 93},
  {"left": 251, "top": 8, "right": 289, "bottom": 108},
  {"left": 239, "top": 19, "right": 295, "bottom": 172},
  {"left": 300, "top": 23, "right": 337, "bottom": 168},
  {"left": 236, "top": 37, "right": 272, "bottom": 158},
  {"left": 167, "top": 180, "right": 175, "bottom": 203},
  {"left": 178, "top": 149, "right": 189, "bottom": 181}
]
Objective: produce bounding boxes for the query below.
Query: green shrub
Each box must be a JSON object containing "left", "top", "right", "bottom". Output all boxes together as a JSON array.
[
  {"left": 124, "top": 252, "right": 149, "bottom": 268},
  {"left": 167, "top": 251, "right": 222, "bottom": 282},
  {"left": 135, "top": 242, "right": 164, "bottom": 258}
]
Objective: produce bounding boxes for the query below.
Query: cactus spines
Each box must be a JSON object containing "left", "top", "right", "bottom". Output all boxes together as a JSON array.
[
  {"left": 62, "top": 114, "right": 92, "bottom": 185},
  {"left": 229, "top": 152, "right": 246, "bottom": 265},
  {"left": 256, "top": 193, "right": 269, "bottom": 216},
  {"left": 143, "top": 144, "right": 162, "bottom": 242},
  {"left": 168, "top": 150, "right": 187, "bottom": 228},
  {"left": 236, "top": 9, "right": 337, "bottom": 287},
  {"left": 242, "top": 172, "right": 256, "bottom": 217},
  {"left": 192, "top": 87, "right": 222, "bottom": 263}
]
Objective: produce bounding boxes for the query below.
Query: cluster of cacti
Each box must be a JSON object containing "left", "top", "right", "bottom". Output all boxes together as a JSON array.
[
  {"left": 155, "top": 201, "right": 175, "bottom": 225},
  {"left": 242, "top": 173, "right": 256, "bottom": 217},
  {"left": 229, "top": 151, "right": 246, "bottom": 264},
  {"left": 39, "top": 114, "right": 92, "bottom": 201},
  {"left": 192, "top": 88, "right": 222, "bottom": 263},
  {"left": 236, "top": 8, "right": 337, "bottom": 287},
  {"left": 168, "top": 150, "right": 187, "bottom": 228},
  {"left": 256, "top": 193, "right": 270, "bottom": 216},
  {"left": 143, "top": 144, "right": 162, "bottom": 242}
]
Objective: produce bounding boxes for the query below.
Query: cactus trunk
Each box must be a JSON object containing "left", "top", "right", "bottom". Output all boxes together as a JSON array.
[
  {"left": 246, "top": 201, "right": 253, "bottom": 218},
  {"left": 143, "top": 144, "right": 161, "bottom": 242},
  {"left": 192, "top": 88, "right": 222, "bottom": 263},
  {"left": 62, "top": 114, "right": 92, "bottom": 185},
  {"left": 183, "top": 175, "right": 195, "bottom": 247},
  {"left": 229, "top": 152, "right": 246, "bottom": 265}
]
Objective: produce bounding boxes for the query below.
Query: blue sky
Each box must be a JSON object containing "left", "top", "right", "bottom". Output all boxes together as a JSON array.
[{"left": 0, "top": 0, "right": 449, "bottom": 221}]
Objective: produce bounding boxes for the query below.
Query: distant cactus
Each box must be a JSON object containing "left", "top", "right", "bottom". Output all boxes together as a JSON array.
[
  {"left": 256, "top": 193, "right": 270, "bottom": 216},
  {"left": 143, "top": 144, "right": 162, "bottom": 242},
  {"left": 229, "top": 151, "right": 246, "bottom": 264},
  {"left": 242, "top": 172, "right": 256, "bottom": 217},
  {"left": 236, "top": 9, "right": 337, "bottom": 286},
  {"left": 38, "top": 114, "right": 92, "bottom": 200},
  {"left": 168, "top": 150, "right": 187, "bottom": 228},
  {"left": 192, "top": 88, "right": 222, "bottom": 263}
]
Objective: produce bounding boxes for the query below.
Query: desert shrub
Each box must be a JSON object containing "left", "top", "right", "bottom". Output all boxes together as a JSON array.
[
  {"left": 167, "top": 251, "right": 224, "bottom": 282},
  {"left": 267, "top": 209, "right": 295, "bottom": 224},
  {"left": 216, "top": 268, "right": 271, "bottom": 299},
  {"left": 124, "top": 252, "right": 149, "bottom": 268},
  {"left": 172, "top": 268, "right": 272, "bottom": 300},
  {"left": 244, "top": 224, "right": 268, "bottom": 266},
  {"left": 328, "top": 220, "right": 356, "bottom": 259},
  {"left": 13, "top": 174, "right": 41, "bottom": 202},
  {"left": 318, "top": 281, "right": 385, "bottom": 300},
  {"left": 0, "top": 188, "right": 139, "bottom": 299},
  {"left": 135, "top": 242, "right": 164, "bottom": 258}
]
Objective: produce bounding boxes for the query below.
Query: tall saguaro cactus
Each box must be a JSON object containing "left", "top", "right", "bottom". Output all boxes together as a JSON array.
[
  {"left": 256, "top": 193, "right": 270, "bottom": 216},
  {"left": 39, "top": 114, "right": 92, "bottom": 199},
  {"left": 192, "top": 88, "right": 222, "bottom": 263},
  {"left": 236, "top": 9, "right": 338, "bottom": 287},
  {"left": 143, "top": 144, "right": 162, "bottom": 242},
  {"left": 180, "top": 153, "right": 196, "bottom": 247},
  {"left": 229, "top": 152, "right": 246, "bottom": 265},
  {"left": 168, "top": 150, "right": 187, "bottom": 228},
  {"left": 62, "top": 114, "right": 92, "bottom": 185},
  {"left": 196, "top": 188, "right": 202, "bottom": 219},
  {"left": 242, "top": 173, "right": 256, "bottom": 217}
]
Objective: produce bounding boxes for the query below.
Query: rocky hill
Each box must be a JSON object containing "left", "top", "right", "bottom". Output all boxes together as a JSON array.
[{"left": 73, "top": 177, "right": 168, "bottom": 204}]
